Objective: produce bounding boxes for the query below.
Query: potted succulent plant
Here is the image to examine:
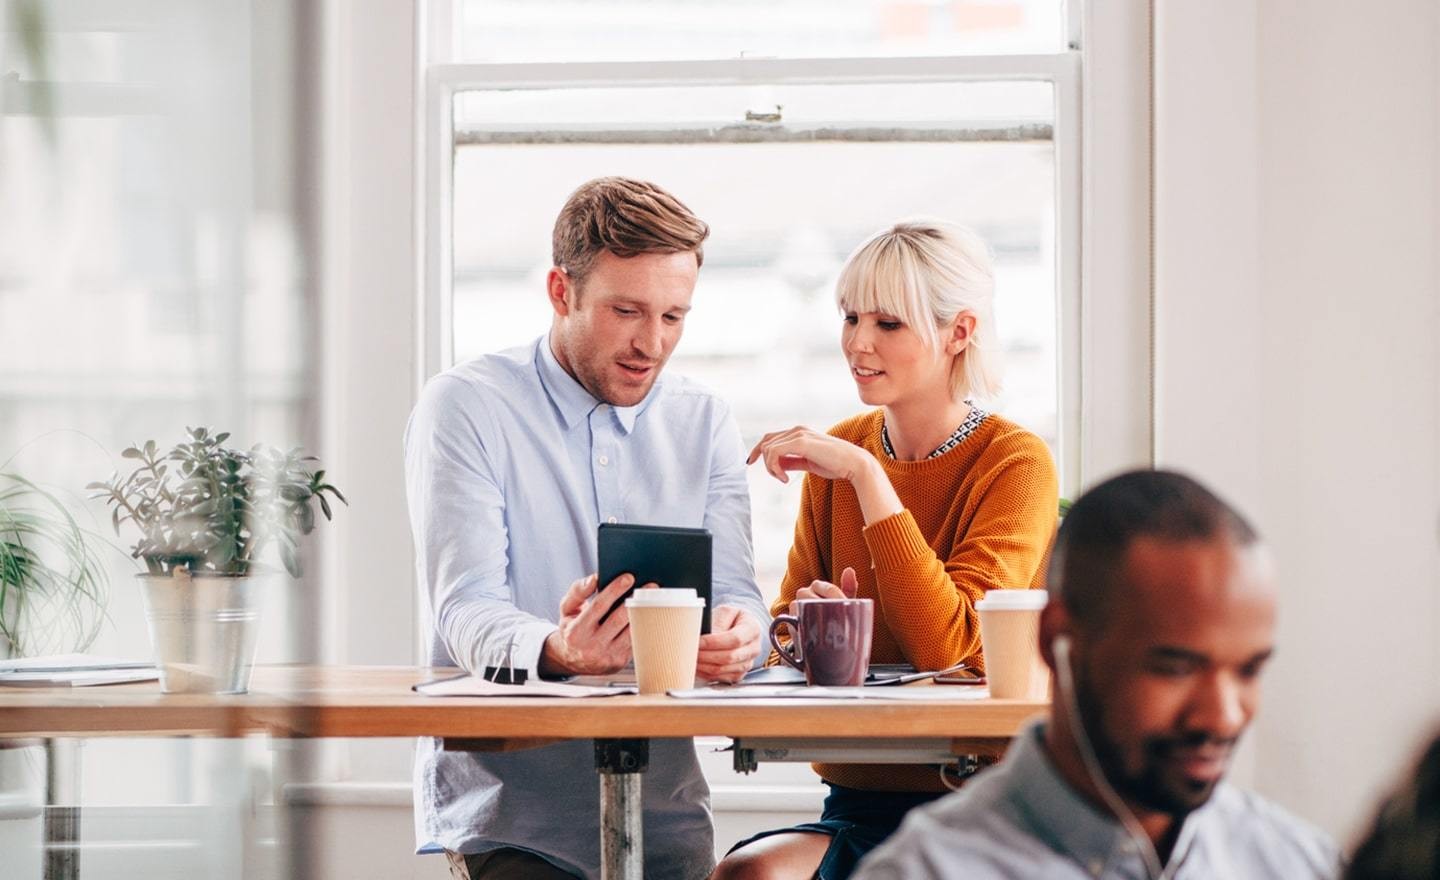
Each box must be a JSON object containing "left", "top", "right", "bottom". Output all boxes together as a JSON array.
[{"left": 89, "top": 427, "right": 344, "bottom": 693}]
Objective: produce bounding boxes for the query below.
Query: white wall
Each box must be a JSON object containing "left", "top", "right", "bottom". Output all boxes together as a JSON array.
[{"left": 1155, "top": 0, "right": 1440, "bottom": 845}]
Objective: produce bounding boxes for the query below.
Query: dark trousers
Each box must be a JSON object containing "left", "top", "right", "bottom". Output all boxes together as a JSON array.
[{"left": 445, "top": 848, "right": 580, "bottom": 880}]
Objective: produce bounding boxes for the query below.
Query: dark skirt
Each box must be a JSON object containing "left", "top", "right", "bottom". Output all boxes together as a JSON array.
[{"left": 727, "top": 782, "right": 946, "bottom": 880}]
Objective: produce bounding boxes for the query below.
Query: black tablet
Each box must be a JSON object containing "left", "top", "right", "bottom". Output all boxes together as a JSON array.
[{"left": 597, "top": 522, "right": 712, "bottom": 634}]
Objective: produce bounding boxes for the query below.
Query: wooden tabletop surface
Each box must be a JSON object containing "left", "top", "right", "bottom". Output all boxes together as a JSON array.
[{"left": 0, "top": 665, "right": 1048, "bottom": 744}]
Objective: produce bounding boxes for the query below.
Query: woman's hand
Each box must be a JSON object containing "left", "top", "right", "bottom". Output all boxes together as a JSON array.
[
  {"left": 748, "top": 426, "right": 904, "bottom": 524},
  {"left": 747, "top": 426, "right": 870, "bottom": 484},
  {"left": 790, "top": 567, "right": 859, "bottom": 614}
]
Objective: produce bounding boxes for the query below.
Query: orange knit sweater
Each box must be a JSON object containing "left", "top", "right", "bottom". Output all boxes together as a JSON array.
[{"left": 769, "top": 408, "right": 1057, "bottom": 792}]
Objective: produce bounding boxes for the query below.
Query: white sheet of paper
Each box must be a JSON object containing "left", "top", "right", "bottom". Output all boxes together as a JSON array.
[
  {"left": 414, "top": 674, "right": 635, "bottom": 698},
  {"left": 666, "top": 685, "right": 991, "bottom": 700},
  {"left": 0, "top": 668, "right": 160, "bottom": 688},
  {"left": 0, "top": 654, "right": 154, "bottom": 673}
]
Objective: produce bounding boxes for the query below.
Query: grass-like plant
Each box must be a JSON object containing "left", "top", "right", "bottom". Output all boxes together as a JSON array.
[
  {"left": 0, "top": 473, "right": 108, "bottom": 655},
  {"left": 89, "top": 427, "right": 346, "bottom": 578}
]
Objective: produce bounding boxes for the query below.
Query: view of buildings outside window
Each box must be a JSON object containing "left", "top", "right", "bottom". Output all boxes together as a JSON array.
[{"left": 457, "top": 0, "right": 1064, "bottom": 62}]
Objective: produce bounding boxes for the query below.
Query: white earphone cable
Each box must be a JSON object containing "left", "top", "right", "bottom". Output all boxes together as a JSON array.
[{"left": 1054, "top": 636, "right": 1174, "bottom": 880}]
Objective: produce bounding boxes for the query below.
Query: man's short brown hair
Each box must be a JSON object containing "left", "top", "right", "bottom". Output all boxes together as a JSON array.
[{"left": 552, "top": 177, "right": 709, "bottom": 287}]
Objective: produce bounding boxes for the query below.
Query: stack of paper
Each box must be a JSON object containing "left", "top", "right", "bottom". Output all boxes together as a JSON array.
[{"left": 0, "top": 654, "right": 159, "bottom": 688}]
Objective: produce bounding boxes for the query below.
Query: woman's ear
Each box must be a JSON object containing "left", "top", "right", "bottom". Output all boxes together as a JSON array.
[{"left": 946, "top": 312, "right": 977, "bottom": 355}]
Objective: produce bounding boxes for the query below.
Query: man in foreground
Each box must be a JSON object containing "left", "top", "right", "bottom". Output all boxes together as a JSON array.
[
  {"left": 405, "top": 177, "right": 768, "bottom": 879},
  {"left": 855, "top": 469, "right": 1340, "bottom": 879}
]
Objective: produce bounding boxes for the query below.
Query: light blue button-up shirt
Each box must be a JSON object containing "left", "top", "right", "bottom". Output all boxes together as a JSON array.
[
  {"left": 854, "top": 722, "right": 1341, "bottom": 880},
  {"left": 404, "top": 334, "right": 768, "bottom": 880}
]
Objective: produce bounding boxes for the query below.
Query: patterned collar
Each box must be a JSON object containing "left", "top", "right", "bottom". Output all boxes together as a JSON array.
[{"left": 881, "top": 405, "right": 990, "bottom": 460}]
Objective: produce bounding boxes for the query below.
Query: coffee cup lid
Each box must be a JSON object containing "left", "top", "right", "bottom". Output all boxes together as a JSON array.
[
  {"left": 626, "top": 588, "right": 705, "bottom": 608},
  {"left": 975, "top": 589, "right": 1049, "bottom": 611}
]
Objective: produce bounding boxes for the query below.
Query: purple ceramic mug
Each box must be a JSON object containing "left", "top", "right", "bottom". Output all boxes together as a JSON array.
[{"left": 768, "top": 598, "right": 875, "bottom": 686}]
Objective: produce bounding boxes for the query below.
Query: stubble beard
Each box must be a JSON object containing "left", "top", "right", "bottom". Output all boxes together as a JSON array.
[{"left": 1073, "top": 662, "right": 1221, "bottom": 819}]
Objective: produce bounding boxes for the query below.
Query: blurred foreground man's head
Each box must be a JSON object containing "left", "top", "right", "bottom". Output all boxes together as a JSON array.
[
  {"left": 854, "top": 470, "right": 1341, "bottom": 880},
  {"left": 1042, "top": 469, "right": 1274, "bottom": 832}
]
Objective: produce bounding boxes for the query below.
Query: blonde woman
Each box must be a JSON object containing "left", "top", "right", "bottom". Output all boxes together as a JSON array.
[{"left": 711, "top": 221, "right": 1058, "bottom": 880}]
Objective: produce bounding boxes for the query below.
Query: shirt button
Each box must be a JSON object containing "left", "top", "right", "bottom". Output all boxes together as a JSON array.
[
  {"left": 598, "top": 455, "right": 609, "bottom": 466},
  {"left": 606, "top": 516, "right": 618, "bottom": 524}
]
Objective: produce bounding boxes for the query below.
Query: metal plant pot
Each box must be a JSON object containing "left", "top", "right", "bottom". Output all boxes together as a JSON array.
[{"left": 137, "top": 571, "right": 266, "bottom": 694}]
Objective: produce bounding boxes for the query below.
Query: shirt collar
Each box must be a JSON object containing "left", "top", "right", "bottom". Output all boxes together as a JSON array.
[
  {"left": 534, "top": 334, "right": 653, "bottom": 435},
  {"left": 1008, "top": 722, "right": 1211, "bottom": 876}
]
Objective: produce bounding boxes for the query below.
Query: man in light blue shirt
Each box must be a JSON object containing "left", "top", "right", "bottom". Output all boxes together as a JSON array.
[
  {"left": 856, "top": 471, "right": 1340, "bottom": 880},
  {"left": 404, "top": 177, "right": 768, "bottom": 880}
]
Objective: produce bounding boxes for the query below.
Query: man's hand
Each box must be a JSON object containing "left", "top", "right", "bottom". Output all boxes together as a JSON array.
[
  {"left": 539, "top": 572, "right": 636, "bottom": 676},
  {"left": 697, "top": 605, "right": 763, "bottom": 683}
]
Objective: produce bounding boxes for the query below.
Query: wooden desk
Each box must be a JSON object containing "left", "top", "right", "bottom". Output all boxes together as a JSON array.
[{"left": 1, "top": 666, "right": 1047, "bottom": 879}]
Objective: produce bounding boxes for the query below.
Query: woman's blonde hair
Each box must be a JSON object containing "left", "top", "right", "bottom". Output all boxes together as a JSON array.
[{"left": 835, "top": 219, "right": 1001, "bottom": 401}]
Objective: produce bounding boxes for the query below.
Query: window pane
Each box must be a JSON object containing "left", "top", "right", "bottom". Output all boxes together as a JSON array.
[
  {"left": 458, "top": 0, "right": 1066, "bottom": 62},
  {"left": 0, "top": 1, "right": 314, "bottom": 851},
  {"left": 455, "top": 80, "right": 1052, "bottom": 131},
  {"left": 451, "top": 82, "right": 1057, "bottom": 597}
]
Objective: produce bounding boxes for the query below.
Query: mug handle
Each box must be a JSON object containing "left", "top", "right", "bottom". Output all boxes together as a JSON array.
[{"left": 769, "top": 614, "right": 805, "bottom": 671}]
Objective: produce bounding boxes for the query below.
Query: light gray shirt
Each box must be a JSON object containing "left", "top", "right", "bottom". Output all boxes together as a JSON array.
[
  {"left": 855, "top": 722, "right": 1341, "bottom": 880},
  {"left": 404, "top": 335, "right": 768, "bottom": 880}
]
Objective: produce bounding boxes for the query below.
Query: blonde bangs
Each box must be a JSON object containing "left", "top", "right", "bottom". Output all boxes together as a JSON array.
[
  {"left": 834, "top": 233, "right": 942, "bottom": 350},
  {"left": 834, "top": 219, "right": 1003, "bottom": 402}
]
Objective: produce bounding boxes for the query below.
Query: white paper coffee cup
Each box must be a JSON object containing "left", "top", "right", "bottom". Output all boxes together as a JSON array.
[
  {"left": 626, "top": 589, "right": 705, "bottom": 694},
  {"left": 975, "top": 589, "right": 1049, "bottom": 700}
]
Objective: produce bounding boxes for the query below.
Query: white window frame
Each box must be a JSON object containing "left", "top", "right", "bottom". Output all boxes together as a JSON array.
[
  {"left": 410, "top": 0, "right": 1153, "bottom": 653},
  {"left": 415, "top": 0, "right": 1156, "bottom": 512},
  {"left": 420, "top": 48, "right": 1085, "bottom": 495}
]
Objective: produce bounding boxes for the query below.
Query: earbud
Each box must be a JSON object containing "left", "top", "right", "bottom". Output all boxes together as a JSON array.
[
  {"left": 1052, "top": 634, "right": 1071, "bottom": 660},
  {"left": 1052, "top": 634, "right": 1072, "bottom": 684},
  {"left": 1051, "top": 634, "right": 1072, "bottom": 702}
]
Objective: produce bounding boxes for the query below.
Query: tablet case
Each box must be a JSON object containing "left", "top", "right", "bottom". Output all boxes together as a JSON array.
[{"left": 597, "top": 523, "right": 712, "bottom": 634}]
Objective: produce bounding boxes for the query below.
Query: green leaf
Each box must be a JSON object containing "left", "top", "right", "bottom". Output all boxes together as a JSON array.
[{"left": 121, "top": 447, "right": 142, "bottom": 459}]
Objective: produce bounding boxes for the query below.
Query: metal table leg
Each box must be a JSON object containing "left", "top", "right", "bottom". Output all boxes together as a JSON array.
[
  {"left": 44, "top": 738, "right": 80, "bottom": 880},
  {"left": 594, "top": 738, "right": 647, "bottom": 880}
]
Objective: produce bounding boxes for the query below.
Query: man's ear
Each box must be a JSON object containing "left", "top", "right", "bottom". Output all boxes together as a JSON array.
[
  {"left": 547, "top": 268, "right": 574, "bottom": 317},
  {"left": 1039, "top": 600, "right": 1071, "bottom": 673},
  {"left": 945, "top": 312, "right": 977, "bottom": 355}
]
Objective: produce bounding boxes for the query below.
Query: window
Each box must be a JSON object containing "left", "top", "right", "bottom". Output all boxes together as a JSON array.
[
  {"left": 425, "top": 1, "right": 1081, "bottom": 598},
  {"left": 410, "top": 0, "right": 1151, "bottom": 860}
]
